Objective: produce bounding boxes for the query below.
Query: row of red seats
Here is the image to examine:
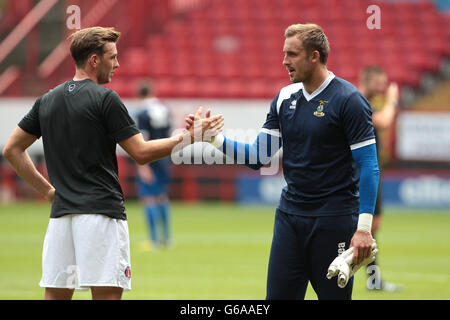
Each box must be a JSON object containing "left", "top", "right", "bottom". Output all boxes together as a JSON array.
[
  {"left": 108, "top": 64, "right": 422, "bottom": 99},
  {"left": 110, "top": 0, "right": 449, "bottom": 98},
  {"left": 107, "top": 77, "right": 289, "bottom": 99},
  {"left": 118, "top": 44, "right": 442, "bottom": 82}
]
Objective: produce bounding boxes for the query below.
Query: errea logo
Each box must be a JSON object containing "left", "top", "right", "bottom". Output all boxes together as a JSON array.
[{"left": 289, "top": 100, "right": 297, "bottom": 109}]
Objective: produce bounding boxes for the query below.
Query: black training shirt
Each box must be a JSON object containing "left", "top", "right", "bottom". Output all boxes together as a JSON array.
[{"left": 18, "top": 79, "right": 140, "bottom": 220}]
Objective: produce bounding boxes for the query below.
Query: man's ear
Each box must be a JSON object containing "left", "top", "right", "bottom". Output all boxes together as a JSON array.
[
  {"left": 87, "top": 54, "right": 100, "bottom": 68},
  {"left": 310, "top": 50, "right": 320, "bottom": 64}
]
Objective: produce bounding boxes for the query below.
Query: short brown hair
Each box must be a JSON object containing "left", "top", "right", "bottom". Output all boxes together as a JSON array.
[
  {"left": 285, "top": 23, "right": 330, "bottom": 64},
  {"left": 69, "top": 26, "right": 121, "bottom": 68}
]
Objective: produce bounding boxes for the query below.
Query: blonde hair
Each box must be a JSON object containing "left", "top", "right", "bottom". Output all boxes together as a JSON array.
[
  {"left": 285, "top": 24, "right": 330, "bottom": 64},
  {"left": 69, "top": 26, "right": 121, "bottom": 68}
]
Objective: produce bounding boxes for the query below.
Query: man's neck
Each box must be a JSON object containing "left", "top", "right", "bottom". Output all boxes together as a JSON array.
[
  {"left": 73, "top": 68, "right": 98, "bottom": 83},
  {"left": 302, "top": 66, "right": 329, "bottom": 95}
]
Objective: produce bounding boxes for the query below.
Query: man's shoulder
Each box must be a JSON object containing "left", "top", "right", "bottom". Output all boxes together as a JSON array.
[
  {"left": 40, "top": 81, "right": 67, "bottom": 98},
  {"left": 84, "top": 83, "right": 124, "bottom": 108},
  {"left": 275, "top": 83, "right": 303, "bottom": 111},
  {"left": 43, "top": 79, "right": 116, "bottom": 100},
  {"left": 278, "top": 83, "right": 303, "bottom": 99},
  {"left": 329, "top": 76, "right": 360, "bottom": 98},
  {"left": 84, "top": 80, "right": 116, "bottom": 97}
]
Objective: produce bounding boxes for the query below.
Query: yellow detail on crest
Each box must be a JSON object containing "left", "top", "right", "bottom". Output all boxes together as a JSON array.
[
  {"left": 313, "top": 111, "right": 325, "bottom": 117},
  {"left": 314, "top": 100, "right": 328, "bottom": 117}
]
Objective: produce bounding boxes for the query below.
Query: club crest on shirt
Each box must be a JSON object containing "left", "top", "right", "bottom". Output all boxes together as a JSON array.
[
  {"left": 124, "top": 266, "right": 131, "bottom": 279},
  {"left": 314, "top": 100, "right": 328, "bottom": 117}
]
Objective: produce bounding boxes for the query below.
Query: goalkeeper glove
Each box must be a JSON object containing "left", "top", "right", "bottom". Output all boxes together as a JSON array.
[{"left": 326, "top": 241, "right": 378, "bottom": 288}]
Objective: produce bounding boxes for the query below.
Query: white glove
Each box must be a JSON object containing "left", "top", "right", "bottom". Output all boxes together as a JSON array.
[{"left": 326, "top": 241, "right": 378, "bottom": 288}]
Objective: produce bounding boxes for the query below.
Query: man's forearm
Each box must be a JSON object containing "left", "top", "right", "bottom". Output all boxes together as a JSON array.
[
  {"left": 4, "top": 149, "right": 54, "bottom": 198},
  {"left": 351, "top": 143, "right": 379, "bottom": 215},
  {"left": 130, "top": 132, "right": 191, "bottom": 165},
  {"left": 209, "top": 130, "right": 282, "bottom": 170}
]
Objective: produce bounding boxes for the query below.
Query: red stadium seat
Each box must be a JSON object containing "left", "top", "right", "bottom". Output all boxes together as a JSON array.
[
  {"left": 222, "top": 79, "right": 246, "bottom": 98},
  {"left": 106, "top": 0, "right": 450, "bottom": 98}
]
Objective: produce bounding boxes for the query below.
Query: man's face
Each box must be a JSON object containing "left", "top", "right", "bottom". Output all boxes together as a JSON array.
[
  {"left": 283, "top": 36, "right": 314, "bottom": 83},
  {"left": 96, "top": 42, "right": 119, "bottom": 84},
  {"left": 364, "top": 73, "right": 387, "bottom": 99}
]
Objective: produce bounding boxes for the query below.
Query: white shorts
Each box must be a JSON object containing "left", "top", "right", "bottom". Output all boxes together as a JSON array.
[{"left": 39, "top": 214, "right": 131, "bottom": 291}]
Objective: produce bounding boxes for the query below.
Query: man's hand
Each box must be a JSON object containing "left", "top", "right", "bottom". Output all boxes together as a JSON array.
[
  {"left": 350, "top": 230, "right": 374, "bottom": 265},
  {"left": 327, "top": 241, "right": 377, "bottom": 288},
  {"left": 385, "top": 82, "right": 399, "bottom": 107},
  {"left": 185, "top": 106, "right": 224, "bottom": 142}
]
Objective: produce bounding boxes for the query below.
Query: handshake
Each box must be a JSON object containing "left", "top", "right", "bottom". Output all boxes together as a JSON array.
[
  {"left": 183, "top": 106, "right": 223, "bottom": 144},
  {"left": 326, "top": 241, "right": 378, "bottom": 288}
]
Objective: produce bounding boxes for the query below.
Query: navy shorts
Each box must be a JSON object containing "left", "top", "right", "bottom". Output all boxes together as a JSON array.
[{"left": 266, "top": 209, "right": 358, "bottom": 300}]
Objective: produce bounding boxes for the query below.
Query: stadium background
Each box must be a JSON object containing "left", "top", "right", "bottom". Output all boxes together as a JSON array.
[{"left": 0, "top": 0, "right": 449, "bottom": 300}]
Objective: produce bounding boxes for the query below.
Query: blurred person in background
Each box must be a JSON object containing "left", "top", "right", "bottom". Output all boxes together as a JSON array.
[
  {"left": 359, "top": 65, "right": 403, "bottom": 292},
  {"left": 135, "top": 80, "right": 174, "bottom": 251}
]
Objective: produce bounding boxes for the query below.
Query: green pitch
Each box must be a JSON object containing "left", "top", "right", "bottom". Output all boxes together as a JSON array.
[{"left": 0, "top": 201, "right": 449, "bottom": 300}]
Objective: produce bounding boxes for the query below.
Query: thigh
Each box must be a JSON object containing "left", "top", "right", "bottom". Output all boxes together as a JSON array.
[
  {"left": 266, "top": 210, "right": 309, "bottom": 300},
  {"left": 39, "top": 216, "right": 77, "bottom": 289},
  {"left": 308, "top": 214, "right": 357, "bottom": 300},
  {"left": 72, "top": 214, "right": 131, "bottom": 291}
]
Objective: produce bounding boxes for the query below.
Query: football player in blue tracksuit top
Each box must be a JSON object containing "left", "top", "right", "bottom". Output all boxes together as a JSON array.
[
  {"left": 136, "top": 82, "right": 173, "bottom": 250},
  {"left": 191, "top": 24, "right": 379, "bottom": 299}
]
